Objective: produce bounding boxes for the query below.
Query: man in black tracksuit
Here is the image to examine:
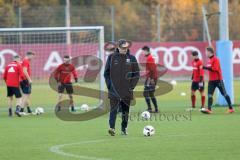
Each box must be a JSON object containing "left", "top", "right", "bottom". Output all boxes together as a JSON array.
[{"left": 104, "top": 39, "right": 140, "bottom": 136}]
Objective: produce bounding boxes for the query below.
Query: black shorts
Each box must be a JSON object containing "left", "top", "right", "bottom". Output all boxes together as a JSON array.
[
  {"left": 191, "top": 81, "right": 204, "bottom": 91},
  {"left": 143, "top": 80, "right": 156, "bottom": 98},
  {"left": 20, "top": 80, "right": 32, "bottom": 94},
  {"left": 58, "top": 83, "right": 73, "bottom": 94},
  {"left": 7, "top": 87, "right": 22, "bottom": 98},
  {"left": 208, "top": 80, "right": 227, "bottom": 96}
]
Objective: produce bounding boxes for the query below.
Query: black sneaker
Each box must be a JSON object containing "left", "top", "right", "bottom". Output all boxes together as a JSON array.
[
  {"left": 147, "top": 108, "right": 153, "bottom": 113},
  {"left": 108, "top": 128, "right": 115, "bottom": 136}
]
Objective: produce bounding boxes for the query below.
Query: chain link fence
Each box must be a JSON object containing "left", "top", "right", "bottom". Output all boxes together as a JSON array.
[
  {"left": 0, "top": 4, "right": 239, "bottom": 42},
  {"left": 0, "top": 1, "right": 240, "bottom": 42}
]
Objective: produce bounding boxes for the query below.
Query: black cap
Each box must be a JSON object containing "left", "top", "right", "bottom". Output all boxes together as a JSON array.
[{"left": 118, "top": 39, "right": 131, "bottom": 48}]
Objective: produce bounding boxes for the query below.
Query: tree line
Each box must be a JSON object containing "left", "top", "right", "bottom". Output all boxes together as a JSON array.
[{"left": 0, "top": 0, "right": 239, "bottom": 41}]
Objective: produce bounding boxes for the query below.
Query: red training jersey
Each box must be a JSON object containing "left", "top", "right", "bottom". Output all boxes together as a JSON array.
[
  {"left": 21, "top": 58, "right": 31, "bottom": 80},
  {"left": 54, "top": 63, "right": 78, "bottom": 84},
  {"left": 207, "top": 55, "right": 223, "bottom": 81},
  {"left": 146, "top": 54, "right": 158, "bottom": 81},
  {"left": 192, "top": 59, "right": 204, "bottom": 82},
  {"left": 3, "top": 61, "right": 24, "bottom": 87}
]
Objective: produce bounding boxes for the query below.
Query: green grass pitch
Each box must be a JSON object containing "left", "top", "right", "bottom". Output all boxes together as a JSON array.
[{"left": 0, "top": 81, "right": 239, "bottom": 160}]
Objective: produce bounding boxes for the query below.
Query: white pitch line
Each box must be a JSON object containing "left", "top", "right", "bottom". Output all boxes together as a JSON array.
[
  {"left": 49, "top": 139, "right": 111, "bottom": 160},
  {"left": 49, "top": 133, "right": 208, "bottom": 160}
]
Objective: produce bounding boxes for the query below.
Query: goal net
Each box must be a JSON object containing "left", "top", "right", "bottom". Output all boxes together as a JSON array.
[
  {"left": 0, "top": 27, "right": 105, "bottom": 110},
  {"left": 0, "top": 27, "right": 104, "bottom": 81}
]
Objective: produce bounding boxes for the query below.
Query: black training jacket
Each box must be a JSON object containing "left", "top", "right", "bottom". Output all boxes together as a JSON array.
[{"left": 104, "top": 50, "right": 140, "bottom": 100}]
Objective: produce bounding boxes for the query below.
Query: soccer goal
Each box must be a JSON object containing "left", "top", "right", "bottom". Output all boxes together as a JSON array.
[
  {"left": 0, "top": 27, "right": 105, "bottom": 107},
  {"left": 0, "top": 27, "right": 104, "bottom": 80}
]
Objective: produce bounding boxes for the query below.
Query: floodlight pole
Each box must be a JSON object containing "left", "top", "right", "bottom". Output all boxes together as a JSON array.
[
  {"left": 202, "top": 6, "right": 212, "bottom": 46},
  {"left": 156, "top": 5, "right": 161, "bottom": 42},
  {"left": 110, "top": 6, "right": 115, "bottom": 41},
  {"left": 66, "top": 0, "right": 71, "bottom": 56},
  {"left": 219, "top": 0, "right": 229, "bottom": 40}
]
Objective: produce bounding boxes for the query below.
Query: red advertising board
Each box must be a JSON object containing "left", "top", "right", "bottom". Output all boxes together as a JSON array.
[{"left": 0, "top": 41, "right": 239, "bottom": 78}]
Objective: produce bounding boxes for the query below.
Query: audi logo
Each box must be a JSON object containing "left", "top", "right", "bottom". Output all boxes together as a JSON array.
[
  {"left": 0, "top": 46, "right": 239, "bottom": 73},
  {"left": 0, "top": 49, "right": 18, "bottom": 73},
  {"left": 233, "top": 48, "right": 240, "bottom": 64},
  {"left": 135, "top": 46, "right": 202, "bottom": 71}
]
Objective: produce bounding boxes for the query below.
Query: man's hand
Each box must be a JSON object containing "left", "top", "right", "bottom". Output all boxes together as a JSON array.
[
  {"left": 75, "top": 78, "right": 78, "bottom": 83},
  {"left": 28, "top": 79, "right": 33, "bottom": 84},
  {"left": 149, "top": 79, "right": 156, "bottom": 85},
  {"left": 57, "top": 82, "right": 62, "bottom": 87},
  {"left": 23, "top": 67, "right": 32, "bottom": 83}
]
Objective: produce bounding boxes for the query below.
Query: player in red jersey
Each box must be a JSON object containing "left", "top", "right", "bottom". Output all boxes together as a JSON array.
[
  {"left": 201, "top": 47, "right": 234, "bottom": 114},
  {"left": 54, "top": 55, "right": 78, "bottom": 112},
  {"left": 3, "top": 55, "right": 24, "bottom": 117},
  {"left": 189, "top": 51, "right": 205, "bottom": 110},
  {"left": 104, "top": 41, "right": 117, "bottom": 55},
  {"left": 20, "top": 51, "right": 35, "bottom": 114},
  {"left": 142, "top": 46, "right": 159, "bottom": 113}
]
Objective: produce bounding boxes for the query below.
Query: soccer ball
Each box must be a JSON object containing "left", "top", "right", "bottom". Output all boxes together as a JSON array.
[
  {"left": 170, "top": 80, "right": 177, "bottom": 86},
  {"left": 180, "top": 92, "right": 186, "bottom": 96},
  {"left": 143, "top": 125, "right": 155, "bottom": 137},
  {"left": 35, "top": 107, "right": 44, "bottom": 115},
  {"left": 200, "top": 108, "right": 207, "bottom": 112},
  {"left": 80, "top": 104, "right": 89, "bottom": 111},
  {"left": 141, "top": 111, "right": 151, "bottom": 120}
]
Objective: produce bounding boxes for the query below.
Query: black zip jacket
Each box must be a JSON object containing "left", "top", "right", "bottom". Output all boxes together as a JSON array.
[{"left": 104, "top": 50, "right": 140, "bottom": 100}]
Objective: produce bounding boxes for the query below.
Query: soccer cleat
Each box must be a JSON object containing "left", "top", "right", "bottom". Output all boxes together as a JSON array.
[
  {"left": 200, "top": 108, "right": 212, "bottom": 114},
  {"left": 20, "top": 108, "right": 24, "bottom": 112},
  {"left": 71, "top": 106, "right": 76, "bottom": 112},
  {"left": 15, "top": 106, "right": 22, "bottom": 117},
  {"left": 27, "top": 107, "right": 32, "bottom": 113},
  {"left": 121, "top": 130, "right": 128, "bottom": 136},
  {"left": 108, "top": 128, "right": 115, "bottom": 136},
  {"left": 226, "top": 108, "right": 234, "bottom": 114},
  {"left": 15, "top": 111, "right": 21, "bottom": 117}
]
